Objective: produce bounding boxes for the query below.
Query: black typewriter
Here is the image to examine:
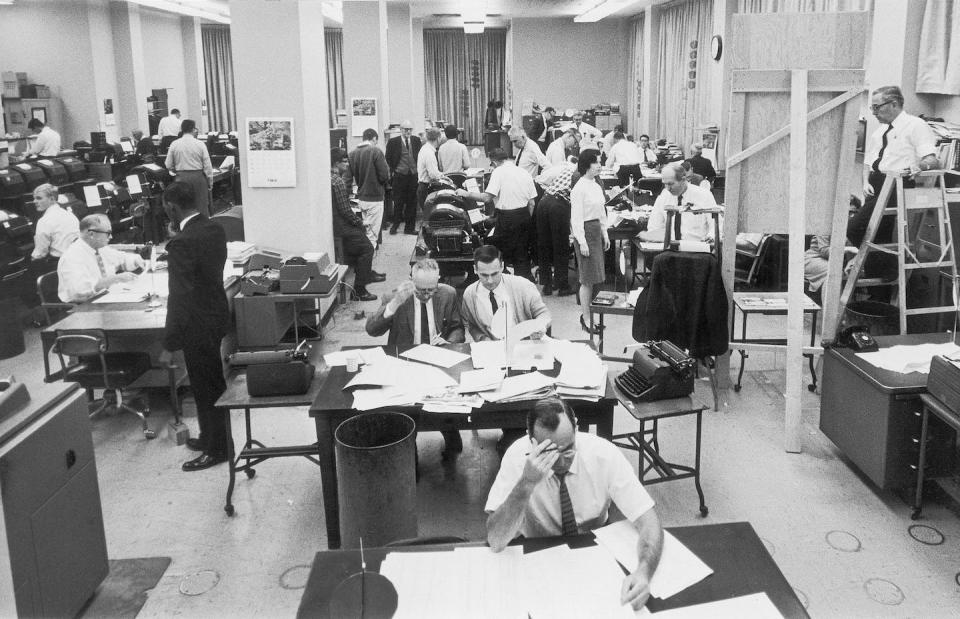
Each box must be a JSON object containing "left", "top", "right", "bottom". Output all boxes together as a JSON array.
[{"left": 615, "top": 340, "right": 696, "bottom": 402}]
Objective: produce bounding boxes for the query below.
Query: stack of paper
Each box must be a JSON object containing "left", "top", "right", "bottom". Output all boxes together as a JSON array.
[
  {"left": 856, "top": 342, "right": 960, "bottom": 374},
  {"left": 480, "top": 371, "right": 555, "bottom": 403},
  {"left": 458, "top": 368, "right": 505, "bottom": 393},
  {"left": 470, "top": 339, "right": 553, "bottom": 370},
  {"left": 323, "top": 347, "right": 387, "bottom": 367},
  {"left": 344, "top": 356, "right": 458, "bottom": 410},
  {"left": 521, "top": 545, "right": 635, "bottom": 618},
  {"left": 556, "top": 365, "right": 608, "bottom": 401},
  {"left": 226, "top": 241, "right": 256, "bottom": 264},
  {"left": 401, "top": 344, "right": 471, "bottom": 368}
]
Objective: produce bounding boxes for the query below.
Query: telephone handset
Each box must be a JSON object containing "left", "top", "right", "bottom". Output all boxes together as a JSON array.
[{"left": 837, "top": 325, "right": 879, "bottom": 352}]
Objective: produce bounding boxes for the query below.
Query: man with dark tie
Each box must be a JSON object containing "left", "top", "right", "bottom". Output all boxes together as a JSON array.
[
  {"left": 57, "top": 214, "right": 144, "bottom": 302},
  {"left": 485, "top": 397, "right": 663, "bottom": 610},
  {"left": 365, "top": 258, "right": 465, "bottom": 453},
  {"left": 385, "top": 120, "right": 422, "bottom": 235},
  {"left": 639, "top": 163, "right": 716, "bottom": 244}
]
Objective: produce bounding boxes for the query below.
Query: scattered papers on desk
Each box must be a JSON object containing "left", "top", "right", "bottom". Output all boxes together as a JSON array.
[
  {"left": 649, "top": 593, "right": 782, "bottom": 618},
  {"left": 555, "top": 354, "right": 604, "bottom": 388},
  {"left": 593, "top": 520, "right": 713, "bottom": 600},
  {"left": 401, "top": 344, "right": 471, "bottom": 368},
  {"left": 547, "top": 338, "right": 597, "bottom": 365},
  {"left": 523, "top": 544, "right": 635, "bottom": 619},
  {"left": 556, "top": 367, "right": 607, "bottom": 401},
  {"left": 856, "top": 342, "right": 960, "bottom": 374},
  {"left": 92, "top": 271, "right": 167, "bottom": 303},
  {"left": 458, "top": 368, "right": 505, "bottom": 393},
  {"left": 471, "top": 339, "right": 553, "bottom": 371},
  {"left": 480, "top": 371, "right": 555, "bottom": 403},
  {"left": 345, "top": 356, "right": 455, "bottom": 391},
  {"left": 351, "top": 385, "right": 417, "bottom": 411},
  {"left": 420, "top": 393, "right": 484, "bottom": 414},
  {"left": 627, "top": 288, "right": 643, "bottom": 307},
  {"left": 323, "top": 346, "right": 387, "bottom": 367}
]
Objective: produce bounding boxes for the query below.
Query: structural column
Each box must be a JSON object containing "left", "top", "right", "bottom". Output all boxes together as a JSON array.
[
  {"left": 342, "top": 0, "right": 390, "bottom": 147},
  {"left": 231, "top": 0, "right": 333, "bottom": 258},
  {"left": 181, "top": 17, "right": 207, "bottom": 133}
]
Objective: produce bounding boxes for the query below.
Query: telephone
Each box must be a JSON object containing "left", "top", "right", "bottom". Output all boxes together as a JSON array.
[{"left": 837, "top": 325, "right": 879, "bottom": 352}]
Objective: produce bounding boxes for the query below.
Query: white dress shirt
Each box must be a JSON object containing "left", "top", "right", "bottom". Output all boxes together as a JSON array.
[
  {"left": 165, "top": 134, "right": 213, "bottom": 176},
  {"left": 32, "top": 206, "right": 80, "bottom": 259},
  {"left": 644, "top": 183, "right": 717, "bottom": 243},
  {"left": 485, "top": 432, "right": 655, "bottom": 538},
  {"left": 513, "top": 139, "right": 549, "bottom": 178},
  {"left": 475, "top": 280, "right": 516, "bottom": 338},
  {"left": 639, "top": 146, "right": 658, "bottom": 167},
  {"left": 437, "top": 139, "right": 471, "bottom": 173},
  {"left": 26, "top": 126, "right": 61, "bottom": 156},
  {"left": 544, "top": 139, "right": 568, "bottom": 167},
  {"left": 157, "top": 114, "right": 182, "bottom": 139},
  {"left": 570, "top": 177, "right": 608, "bottom": 247},
  {"left": 485, "top": 162, "right": 537, "bottom": 211},
  {"left": 573, "top": 121, "right": 603, "bottom": 150},
  {"left": 417, "top": 142, "right": 442, "bottom": 184},
  {"left": 865, "top": 111, "right": 937, "bottom": 174},
  {"left": 606, "top": 140, "right": 643, "bottom": 171},
  {"left": 57, "top": 240, "right": 144, "bottom": 302}
]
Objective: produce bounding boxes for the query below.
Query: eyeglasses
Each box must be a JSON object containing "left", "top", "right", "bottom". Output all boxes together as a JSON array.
[
  {"left": 88, "top": 229, "right": 113, "bottom": 236},
  {"left": 870, "top": 100, "right": 895, "bottom": 112}
]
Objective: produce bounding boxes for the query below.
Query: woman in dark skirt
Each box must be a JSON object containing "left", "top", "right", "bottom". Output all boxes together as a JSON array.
[{"left": 570, "top": 151, "right": 609, "bottom": 334}]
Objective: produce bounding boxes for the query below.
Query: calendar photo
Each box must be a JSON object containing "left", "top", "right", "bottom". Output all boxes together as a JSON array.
[{"left": 246, "top": 117, "right": 296, "bottom": 187}]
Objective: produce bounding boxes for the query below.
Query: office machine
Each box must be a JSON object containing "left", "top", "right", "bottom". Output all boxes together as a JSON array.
[
  {"left": 54, "top": 155, "right": 91, "bottom": 184},
  {"left": 11, "top": 161, "right": 47, "bottom": 191},
  {"left": 228, "top": 341, "right": 311, "bottom": 367},
  {"left": 279, "top": 253, "right": 339, "bottom": 294},
  {"left": 615, "top": 341, "right": 696, "bottom": 402},
  {"left": 130, "top": 163, "right": 171, "bottom": 185},
  {"left": 240, "top": 266, "right": 280, "bottom": 296},
  {"left": 0, "top": 168, "right": 26, "bottom": 214},
  {"left": 421, "top": 189, "right": 483, "bottom": 257},
  {"left": 34, "top": 158, "right": 70, "bottom": 186}
]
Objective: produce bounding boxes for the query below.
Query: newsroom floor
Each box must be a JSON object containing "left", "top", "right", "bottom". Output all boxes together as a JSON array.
[{"left": 3, "top": 231, "right": 959, "bottom": 619}]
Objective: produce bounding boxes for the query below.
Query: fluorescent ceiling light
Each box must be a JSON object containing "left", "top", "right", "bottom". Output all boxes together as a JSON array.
[
  {"left": 464, "top": 21, "right": 484, "bottom": 34},
  {"left": 322, "top": 2, "right": 343, "bottom": 24},
  {"left": 127, "top": 0, "right": 230, "bottom": 24},
  {"left": 574, "top": 0, "right": 635, "bottom": 23}
]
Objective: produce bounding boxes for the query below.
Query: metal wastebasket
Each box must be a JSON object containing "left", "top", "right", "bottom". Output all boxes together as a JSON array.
[
  {"left": 841, "top": 300, "right": 899, "bottom": 336},
  {"left": 335, "top": 411, "right": 417, "bottom": 548}
]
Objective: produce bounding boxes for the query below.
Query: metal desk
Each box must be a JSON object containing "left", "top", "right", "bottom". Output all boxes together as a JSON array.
[
  {"left": 913, "top": 392, "right": 960, "bottom": 519},
  {"left": 588, "top": 291, "right": 636, "bottom": 363}
]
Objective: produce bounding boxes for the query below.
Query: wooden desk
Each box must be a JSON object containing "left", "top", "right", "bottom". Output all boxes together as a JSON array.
[
  {"left": 296, "top": 523, "right": 809, "bottom": 618},
  {"left": 309, "top": 342, "right": 617, "bottom": 549}
]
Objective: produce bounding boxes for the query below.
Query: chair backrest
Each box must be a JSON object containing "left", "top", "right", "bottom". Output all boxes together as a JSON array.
[
  {"left": 53, "top": 329, "right": 107, "bottom": 358},
  {"left": 445, "top": 172, "right": 467, "bottom": 189},
  {"left": 37, "top": 270, "right": 59, "bottom": 305}
]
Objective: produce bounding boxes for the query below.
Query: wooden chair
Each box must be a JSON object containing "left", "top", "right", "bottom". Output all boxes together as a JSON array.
[{"left": 36, "top": 270, "right": 73, "bottom": 326}]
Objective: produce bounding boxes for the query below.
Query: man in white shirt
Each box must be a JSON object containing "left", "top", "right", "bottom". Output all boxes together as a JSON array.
[
  {"left": 640, "top": 163, "right": 717, "bottom": 244},
  {"left": 508, "top": 126, "right": 549, "bottom": 178},
  {"left": 602, "top": 124, "right": 623, "bottom": 156},
  {"left": 571, "top": 111, "right": 603, "bottom": 151},
  {"left": 544, "top": 129, "right": 579, "bottom": 168},
  {"left": 165, "top": 118, "right": 213, "bottom": 217},
  {"left": 606, "top": 132, "right": 644, "bottom": 187},
  {"left": 437, "top": 124, "right": 472, "bottom": 173},
  {"left": 486, "top": 397, "right": 663, "bottom": 610},
  {"left": 31, "top": 183, "right": 79, "bottom": 267},
  {"left": 417, "top": 127, "right": 444, "bottom": 218},
  {"left": 57, "top": 214, "right": 145, "bottom": 302},
  {"left": 157, "top": 108, "right": 182, "bottom": 145},
  {"left": 637, "top": 134, "right": 658, "bottom": 168},
  {"left": 21, "top": 119, "right": 61, "bottom": 157}
]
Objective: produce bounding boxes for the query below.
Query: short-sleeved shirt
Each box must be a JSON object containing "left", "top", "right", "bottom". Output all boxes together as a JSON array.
[
  {"left": 27, "top": 126, "right": 61, "bottom": 156},
  {"left": 513, "top": 139, "right": 549, "bottom": 178},
  {"left": 645, "top": 182, "right": 716, "bottom": 242},
  {"left": 485, "top": 162, "right": 537, "bottom": 211},
  {"left": 866, "top": 111, "right": 937, "bottom": 174},
  {"left": 438, "top": 139, "right": 471, "bottom": 173},
  {"left": 32, "top": 205, "right": 79, "bottom": 259},
  {"left": 485, "top": 432, "right": 655, "bottom": 538},
  {"left": 57, "top": 240, "right": 142, "bottom": 302}
]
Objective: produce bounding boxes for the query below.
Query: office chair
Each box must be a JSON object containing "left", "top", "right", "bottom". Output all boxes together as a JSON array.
[
  {"left": 734, "top": 233, "right": 772, "bottom": 289},
  {"left": 36, "top": 271, "right": 73, "bottom": 326},
  {"left": 52, "top": 329, "right": 156, "bottom": 439},
  {"left": 445, "top": 172, "right": 467, "bottom": 189}
]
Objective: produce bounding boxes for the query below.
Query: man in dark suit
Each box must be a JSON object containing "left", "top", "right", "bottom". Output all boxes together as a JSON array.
[
  {"left": 685, "top": 143, "right": 717, "bottom": 184},
  {"left": 385, "top": 120, "right": 422, "bottom": 235},
  {"left": 365, "top": 258, "right": 465, "bottom": 454},
  {"left": 159, "top": 182, "right": 231, "bottom": 472}
]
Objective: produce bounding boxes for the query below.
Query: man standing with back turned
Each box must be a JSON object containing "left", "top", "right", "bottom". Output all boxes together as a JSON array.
[
  {"left": 349, "top": 128, "right": 390, "bottom": 249},
  {"left": 160, "top": 183, "right": 231, "bottom": 472}
]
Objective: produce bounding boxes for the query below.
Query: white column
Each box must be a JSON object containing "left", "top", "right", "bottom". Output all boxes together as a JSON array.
[
  {"left": 181, "top": 17, "right": 207, "bottom": 132},
  {"left": 343, "top": 0, "right": 390, "bottom": 148}
]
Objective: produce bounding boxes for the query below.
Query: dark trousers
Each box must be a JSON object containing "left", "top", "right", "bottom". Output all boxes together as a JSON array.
[
  {"left": 338, "top": 227, "right": 374, "bottom": 290},
  {"left": 183, "top": 328, "right": 227, "bottom": 457},
  {"left": 173, "top": 170, "right": 211, "bottom": 218},
  {"left": 416, "top": 182, "right": 431, "bottom": 224},
  {"left": 617, "top": 164, "right": 643, "bottom": 187},
  {"left": 496, "top": 208, "right": 532, "bottom": 278},
  {"left": 392, "top": 173, "right": 418, "bottom": 231},
  {"left": 536, "top": 193, "right": 571, "bottom": 290}
]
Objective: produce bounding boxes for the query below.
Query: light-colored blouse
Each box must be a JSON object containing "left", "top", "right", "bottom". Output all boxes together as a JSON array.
[{"left": 570, "top": 176, "right": 607, "bottom": 246}]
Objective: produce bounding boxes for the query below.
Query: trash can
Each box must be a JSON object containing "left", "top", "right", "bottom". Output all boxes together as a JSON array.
[
  {"left": 0, "top": 297, "right": 25, "bottom": 359},
  {"left": 335, "top": 411, "right": 417, "bottom": 548},
  {"left": 842, "top": 300, "right": 900, "bottom": 336}
]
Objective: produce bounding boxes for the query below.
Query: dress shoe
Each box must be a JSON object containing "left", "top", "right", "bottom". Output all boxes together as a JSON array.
[
  {"left": 579, "top": 315, "right": 604, "bottom": 335},
  {"left": 182, "top": 453, "right": 227, "bottom": 472},
  {"left": 390, "top": 225, "right": 399, "bottom": 235},
  {"left": 542, "top": 284, "right": 553, "bottom": 296},
  {"left": 186, "top": 437, "right": 205, "bottom": 452},
  {"left": 370, "top": 273, "right": 387, "bottom": 282},
  {"left": 556, "top": 287, "right": 576, "bottom": 297},
  {"left": 354, "top": 289, "right": 377, "bottom": 302}
]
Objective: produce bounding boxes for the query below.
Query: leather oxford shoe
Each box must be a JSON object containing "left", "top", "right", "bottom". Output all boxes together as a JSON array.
[{"left": 182, "top": 453, "right": 227, "bottom": 472}]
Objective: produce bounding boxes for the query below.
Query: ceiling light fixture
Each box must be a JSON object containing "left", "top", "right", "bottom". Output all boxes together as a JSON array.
[
  {"left": 322, "top": 1, "right": 343, "bottom": 24},
  {"left": 126, "top": 0, "right": 230, "bottom": 24},
  {"left": 574, "top": 0, "right": 636, "bottom": 23},
  {"left": 463, "top": 21, "right": 484, "bottom": 34}
]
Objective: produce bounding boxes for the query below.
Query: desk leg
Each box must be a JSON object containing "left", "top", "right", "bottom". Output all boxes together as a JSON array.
[
  {"left": 225, "top": 408, "right": 237, "bottom": 516},
  {"left": 315, "top": 414, "right": 341, "bottom": 549},
  {"left": 807, "top": 311, "right": 819, "bottom": 393},
  {"left": 694, "top": 410, "right": 707, "bottom": 517},
  {"left": 912, "top": 407, "right": 930, "bottom": 520},
  {"left": 734, "top": 311, "right": 748, "bottom": 392}
]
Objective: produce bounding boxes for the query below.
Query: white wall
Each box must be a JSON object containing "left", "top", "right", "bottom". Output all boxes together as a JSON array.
[
  {"left": 140, "top": 9, "right": 192, "bottom": 119},
  {"left": 510, "top": 18, "right": 629, "bottom": 115}
]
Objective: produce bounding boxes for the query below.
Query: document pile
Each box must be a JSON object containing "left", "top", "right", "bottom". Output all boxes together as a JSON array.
[
  {"left": 226, "top": 241, "right": 256, "bottom": 265},
  {"left": 550, "top": 340, "right": 607, "bottom": 401},
  {"left": 323, "top": 346, "right": 387, "bottom": 367},
  {"left": 345, "top": 356, "right": 458, "bottom": 411},
  {"left": 856, "top": 342, "right": 960, "bottom": 374},
  {"left": 92, "top": 270, "right": 167, "bottom": 303},
  {"left": 480, "top": 371, "right": 555, "bottom": 403}
]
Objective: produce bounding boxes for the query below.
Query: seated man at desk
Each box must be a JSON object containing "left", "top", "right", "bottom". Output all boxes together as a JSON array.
[
  {"left": 485, "top": 397, "right": 663, "bottom": 610},
  {"left": 639, "top": 163, "right": 716, "bottom": 244},
  {"left": 57, "top": 214, "right": 145, "bottom": 302},
  {"left": 366, "top": 258, "right": 465, "bottom": 453}
]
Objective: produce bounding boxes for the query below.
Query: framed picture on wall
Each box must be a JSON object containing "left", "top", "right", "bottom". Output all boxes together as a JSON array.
[
  {"left": 246, "top": 117, "right": 296, "bottom": 187},
  {"left": 31, "top": 107, "right": 46, "bottom": 125},
  {"left": 350, "top": 98, "right": 378, "bottom": 137}
]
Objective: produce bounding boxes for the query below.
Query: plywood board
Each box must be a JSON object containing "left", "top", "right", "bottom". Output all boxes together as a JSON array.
[{"left": 729, "top": 12, "right": 868, "bottom": 71}]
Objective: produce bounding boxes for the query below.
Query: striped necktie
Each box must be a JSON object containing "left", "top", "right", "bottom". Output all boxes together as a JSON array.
[
  {"left": 556, "top": 471, "right": 577, "bottom": 536},
  {"left": 95, "top": 249, "right": 107, "bottom": 277}
]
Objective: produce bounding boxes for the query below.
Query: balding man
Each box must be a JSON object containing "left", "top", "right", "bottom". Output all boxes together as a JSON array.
[
  {"left": 684, "top": 143, "right": 716, "bottom": 184},
  {"left": 57, "top": 214, "right": 145, "bottom": 302},
  {"left": 165, "top": 118, "right": 213, "bottom": 217},
  {"left": 385, "top": 120, "right": 422, "bottom": 234},
  {"left": 416, "top": 127, "right": 444, "bottom": 221},
  {"left": 509, "top": 126, "right": 549, "bottom": 178},
  {"left": 640, "top": 163, "right": 716, "bottom": 244}
]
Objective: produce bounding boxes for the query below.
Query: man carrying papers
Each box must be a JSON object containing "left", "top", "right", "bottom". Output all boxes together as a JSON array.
[
  {"left": 486, "top": 397, "right": 663, "bottom": 611},
  {"left": 365, "top": 258, "right": 465, "bottom": 454}
]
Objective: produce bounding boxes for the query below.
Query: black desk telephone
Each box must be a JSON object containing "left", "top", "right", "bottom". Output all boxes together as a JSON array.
[
  {"left": 615, "top": 341, "right": 696, "bottom": 402},
  {"left": 836, "top": 325, "right": 879, "bottom": 352}
]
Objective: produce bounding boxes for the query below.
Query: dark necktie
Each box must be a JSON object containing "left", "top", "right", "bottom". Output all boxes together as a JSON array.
[
  {"left": 556, "top": 471, "right": 577, "bottom": 536},
  {"left": 643, "top": 149, "right": 649, "bottom": 163},
  {"left": 420, "top": 301, "right": 431, "bottom": 344},
  {"left": 489, "top": 290, "right": 499, "bottom": 314},
  {"left": 404, "top": 137, "right": 409, "bottom": 152},
  {"left": 95, "top": 249, "right": 107, "bottom": 277},
  {"left": 515, "top": 144, "right": 524, "bottom": 167},
  {"left": 872, "top": 123, "right": 893, "bottom": 174},
  {"left": 673, "top": 194, "right": 683, "bottom": 242}
]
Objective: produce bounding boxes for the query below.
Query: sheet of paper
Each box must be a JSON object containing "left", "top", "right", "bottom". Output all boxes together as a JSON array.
[
  {"left": 83, "top": 184, "right": 102, "bottom": 207},
  {"left": 522, "top": 544, "right": 634, "bottom": 619},
  {"left": 458, "top": 368, "right": 505, "bottom": 393},
  {"left": 856, "top": 342, "right": 960, "bottom": 374},
  {"left": 506, "top": 317, "right": 550, "bottom": 348},
  {"left": 467, "top": 207, "right": 484, "bottom": 224},
  {"left": 344, "top": 357, "right": 456, "bottom": 397},
  {"left": 471, "top": 340, "right": 507, "bottom": 369},
  {"left": 465, "top": 178, "right": 481, "bottom": 193},
  {"left": 91, "top": 270, "right": 167, "bottom": 303},
  {"left": 627, "top": 287, "right": 643, "bottom": 307},
  {"left": 650, "top": 592, "right": 783, "bottom": 619},
  {"left": 556, "top": 356, "right": 605, "bottom": 388},
  {"left": 323, "top": 346, "right": 386, "bottom": 367},
  {"left": 593, "top": 521, "right": 713, "bottom": 601},
  {"left": 401, "top": 344, "right": 471, "bottom": 368},
  {"left": 125, "top": 174, "right": 142, "bottom": 195},
  {"left": 481, "top": 371, "right": 554, "bottom": 403},
  {"left": 350, "top": 386, "right": 416, "bottom": 411}
]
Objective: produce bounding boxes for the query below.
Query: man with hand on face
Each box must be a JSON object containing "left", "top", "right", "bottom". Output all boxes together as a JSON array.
[
  {"left": 365, "top": 258, "right": 465, "bottom": 453},
  {"left": 57, "top": 214, "right": 144, "bottom": 303},
  {"left": 485, "top": 397, "right": 663, "bottom": 611},
  {"left": 640, "top": 162, "right": 716, "bottom": 244}
]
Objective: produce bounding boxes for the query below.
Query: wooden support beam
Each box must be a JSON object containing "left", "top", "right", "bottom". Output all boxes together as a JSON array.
[{"left": 731, "top": 69, "right": 864, "bottom": 93}]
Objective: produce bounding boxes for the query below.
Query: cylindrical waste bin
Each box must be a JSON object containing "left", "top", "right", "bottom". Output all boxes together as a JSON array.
[
  {"left": 335, "top": 411, "right": 417, "bottom": 548},
  {"left": 841, "top": 300, "right": 900, "bottom": 336},
  {"left": 0, "top": 297, "right": 25, "bottom": 359}
]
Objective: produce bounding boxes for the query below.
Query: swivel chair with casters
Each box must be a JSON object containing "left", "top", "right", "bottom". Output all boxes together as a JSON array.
[
  {"left": 52, "top": 329, "right": 156, "bottom": 438},
  {"left": 36, "top": 270, "right": 73, "bottom": 326}
]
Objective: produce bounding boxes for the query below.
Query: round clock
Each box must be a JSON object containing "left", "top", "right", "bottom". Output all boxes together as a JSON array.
[{"left": 711, "top": 35, "right": 723, "bottom": 61}]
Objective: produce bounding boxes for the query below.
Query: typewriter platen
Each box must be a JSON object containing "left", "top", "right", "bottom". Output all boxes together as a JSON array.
[{"left": 615, "top": 341, "right": 696, "bottom": 402}]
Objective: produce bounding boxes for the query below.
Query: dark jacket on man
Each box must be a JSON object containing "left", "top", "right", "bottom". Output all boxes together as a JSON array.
[
  {"left": 685, "top": 154, "right": 717, "bottom": 183},
  {"left": 385, "top": 135, "right": 422, "bottom": 174},
  {"left": 348, "top": 143, "right": 389, "bottom": 201}
]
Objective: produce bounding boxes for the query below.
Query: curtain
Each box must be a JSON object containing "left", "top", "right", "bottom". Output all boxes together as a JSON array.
[
  {"left": 424, "top": 29, "right": 506, "bottom": 145},
  {"left": 654, "top": 0, "right": 714, "bottom": 154},
  {"left": 201, "top": 25, "right": 236, "bottom": 132},
  {"left": 916, "top": 0, "right": 960, "bottom": 95},
  {"left": 626, "top": 16, "right": 645, "bottom": 136},
  {"left": 325, "top": 28, "right": 346, "bottom": 127},
  {"left": 737, "top": 0, "right": 872, "bottom": 11}
]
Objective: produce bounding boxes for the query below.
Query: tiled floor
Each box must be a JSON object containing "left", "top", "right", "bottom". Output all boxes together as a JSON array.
[{"left": 3, "top": 231, "right": 959, "bottom": 618}]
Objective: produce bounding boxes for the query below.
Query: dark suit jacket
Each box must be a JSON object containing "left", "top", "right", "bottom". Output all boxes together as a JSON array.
[
  {"left": 365, "top": 284, "right": 464, "bottom": 352},
  {"left": 385, "top": 135, "right": 422, "bottom": 175},
  {"left": 686, "top": 155, "right": 716, "bottom": 183},
  {"left": 163, "top": 214, "right": 229, "bottom": 351}
]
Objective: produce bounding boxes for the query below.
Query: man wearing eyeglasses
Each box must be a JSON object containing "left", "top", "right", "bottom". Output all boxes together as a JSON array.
[
  {"left": 57, "top": 214, "right": 144, "bottom": 302},
  {"left": 486, "top": 397, "right": 663, "bottom": 610}
]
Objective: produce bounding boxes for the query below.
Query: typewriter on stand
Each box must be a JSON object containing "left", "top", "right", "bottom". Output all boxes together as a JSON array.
[{"left": 615, "top": 340, "right": 696, "bottom": 402}]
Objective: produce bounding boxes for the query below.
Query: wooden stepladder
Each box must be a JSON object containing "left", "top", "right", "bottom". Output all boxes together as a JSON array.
[{"left": 838, "top": 171, "right": 959, "bottom": 334}]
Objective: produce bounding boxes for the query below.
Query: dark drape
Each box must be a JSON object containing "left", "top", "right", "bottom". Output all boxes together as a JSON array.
[
  {"left": 424, "top": 29, "right": 505, "bottom": 145},
  {"left": 325, "top": 28, "right": 346, "bottom": 127},
  {"left": 201, "top": 25, "right": 236, "bottom": 132}
]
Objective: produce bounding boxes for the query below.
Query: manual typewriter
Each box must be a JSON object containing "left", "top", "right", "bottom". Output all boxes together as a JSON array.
[{"left": 615, "top": 340, "right": 696, "bottom": 402}]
